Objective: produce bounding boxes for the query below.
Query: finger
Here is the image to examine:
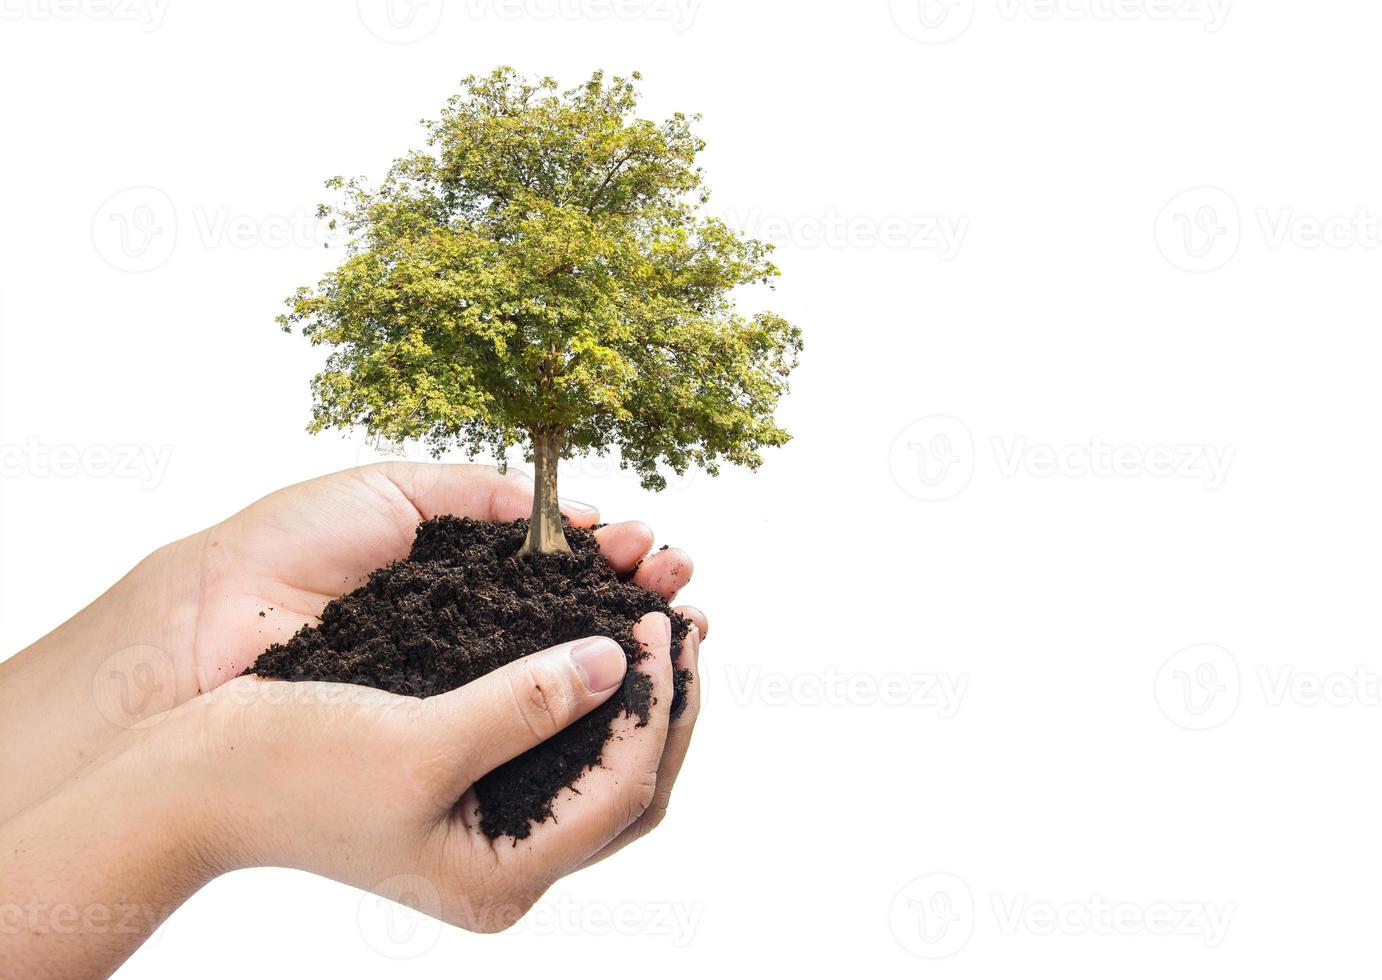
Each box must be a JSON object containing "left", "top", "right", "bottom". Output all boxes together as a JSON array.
[
  {"left": 632, "top": 547, "right": 694, "bottom": 600},
  {"left": 645, "top": 621, "right": 701, "bottom": 811},
  {"left": 579, "top": 619, "right": 701, "bottom": 868},
  {"left": 417, "top": 635, "right": 628, "bottom": 801},
  {"left": 673, "top": 604, "right": 709, "bottom": 641},
  {"left": 457, "top": 613, "right": 673, "bottom": 878},
  {"left": 593, "top": 521, "right": 655, "bottom": 574},
  {"left": 373, "top": 461, "right": 601, "bottom": 528}
]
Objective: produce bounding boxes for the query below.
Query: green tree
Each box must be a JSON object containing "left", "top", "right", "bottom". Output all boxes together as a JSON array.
[{"left": 282, "top": 67, "right": 803, "bottom": 554}]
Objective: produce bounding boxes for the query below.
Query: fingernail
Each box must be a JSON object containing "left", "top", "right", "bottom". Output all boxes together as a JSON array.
[
  {"left": 571, "top": 637, "right": 626, "bottom": 692},
  {"left": 682, "top": 606, "right": 709, "bottom": 640}
]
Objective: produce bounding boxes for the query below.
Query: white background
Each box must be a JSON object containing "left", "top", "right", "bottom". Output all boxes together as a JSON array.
[{"left": 3, "top": 0, "right": 1381, "bottom": 976}]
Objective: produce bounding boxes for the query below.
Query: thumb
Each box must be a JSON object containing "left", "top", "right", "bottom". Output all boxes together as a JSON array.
[{"left": 419, "top": 636, "right": 628, "bottom": 796}]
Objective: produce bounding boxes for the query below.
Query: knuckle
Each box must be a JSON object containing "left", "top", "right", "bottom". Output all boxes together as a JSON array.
[
  {"left": 621, "top": 800, "right": 669, "bottom": 850},
  {"left": 506, "top": 661, "right": 570, "bottom": 743},
  {"left": 644, "top": 801, "right": 669, "bottom": 833},
  {"left": 619, "top": 769, "right": 660, "bottom": 827},
  {"left": 431, "top": 856, "right": 530, "bottom": 934},
  {"left": 470, "top": 887, "right": 540, "bottom": 934}
]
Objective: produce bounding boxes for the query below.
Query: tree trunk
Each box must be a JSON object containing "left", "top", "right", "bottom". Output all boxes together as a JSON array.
[{"left": 519, "top": 429, "right": 571, "bottom": 555}]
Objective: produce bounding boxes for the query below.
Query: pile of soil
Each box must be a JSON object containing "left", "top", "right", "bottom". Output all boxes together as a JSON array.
[{"left": 247, "top": 516, "right": 691, "bottom": 840}]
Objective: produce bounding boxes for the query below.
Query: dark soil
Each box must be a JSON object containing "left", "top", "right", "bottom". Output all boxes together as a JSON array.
[{"left": 246, "top": 516, "right": 691, "bottom": 840}]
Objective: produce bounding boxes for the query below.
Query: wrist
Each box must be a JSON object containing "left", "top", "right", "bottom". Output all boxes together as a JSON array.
[
  {"left": 0, "top": 712, "right": 226, "bottom": 977},
  {"left": 132, "top": 693, "right": 259, "bottom": 880},
  {"left": 0, "top": 534, "right": 205, "bottom": 822}
]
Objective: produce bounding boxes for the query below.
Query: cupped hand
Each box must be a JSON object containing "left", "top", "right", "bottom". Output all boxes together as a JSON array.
[
  {"left": 1, "top": 459, "right": 707, "bottom": 828},
  {"left": 188, "top": 461, "right": 709, "bottom": 868},
  {"left": 183, "top": 609, "right": 704, "bottom": 931},
  {"left": 0, "top": 611, "right": 704, "bottom": 975},
  {"left": 169, "top": 461, "right": 704, "bottom": 697}
]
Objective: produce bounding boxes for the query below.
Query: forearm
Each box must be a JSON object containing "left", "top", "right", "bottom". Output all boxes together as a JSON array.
[
  {"left": 0, "top": 537, "right": 203, "bottom": 823},
  {"left": 0, "top": 723, "right": 220, "bottom": 980}
]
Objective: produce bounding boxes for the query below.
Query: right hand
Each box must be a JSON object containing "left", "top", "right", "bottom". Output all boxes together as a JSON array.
[{"left": 176, "top": 609, "right": 704, "bottom": 931}]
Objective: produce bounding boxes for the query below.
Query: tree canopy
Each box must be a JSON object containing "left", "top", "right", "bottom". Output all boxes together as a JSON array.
[{"left": 283, "top": 67, "right": 802, "bottom": 549}]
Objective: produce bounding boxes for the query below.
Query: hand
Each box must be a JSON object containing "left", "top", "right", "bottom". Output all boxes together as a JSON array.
[
  {"left": 0, "top": 462, "right": 706, "bottom": 823},
  {"left": 0, "top": 612, "right": 705, "bottom": 976},
  {"left": 203, "top": 612, "right": 702, "bottom": 921},
  {"left": 183, "top": 462, "right": 708, "bottom": 858},
  {"left": 177, "top": 462, "right": 704, "bottom": 691}
]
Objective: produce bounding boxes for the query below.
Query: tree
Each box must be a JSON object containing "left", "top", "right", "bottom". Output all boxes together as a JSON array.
[{"left": 281, "top": 67, "right": 803, "bottom": 555}]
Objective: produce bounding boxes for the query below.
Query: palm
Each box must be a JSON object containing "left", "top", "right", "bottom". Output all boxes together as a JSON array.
[{"left": 178, "top": 463, "right": 698, "bottom": 697}]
